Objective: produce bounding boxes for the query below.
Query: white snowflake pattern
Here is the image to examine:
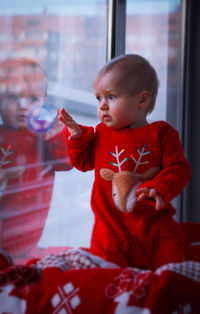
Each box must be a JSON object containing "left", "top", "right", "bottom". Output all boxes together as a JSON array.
[
  {"left": 0, "top": 284, "right": 26, "bottom": 314},
  {"left": 105, "top": 268, "right": 151, "bottom": 301},
  {"left": 51, "top": 282, "right": 81, "bottom": 314},
  {"left": 114, "top": 291, "right": 150, "bottom": 314}
]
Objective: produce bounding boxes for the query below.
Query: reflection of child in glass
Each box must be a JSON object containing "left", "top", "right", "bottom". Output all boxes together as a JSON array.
[
  {"left": 59, "top": 54, "right": 192, "bottom": 270},
  {"left": 0, "top": 57, "right": 72, "bottom": 263}
]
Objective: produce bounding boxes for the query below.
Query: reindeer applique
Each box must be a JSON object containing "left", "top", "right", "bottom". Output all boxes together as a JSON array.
[
  {"left": 100, "top": 145, "right": 160, "bottom": 214},
  {"left": 0, "top": 145, "right": 25, "bottom": 199}
]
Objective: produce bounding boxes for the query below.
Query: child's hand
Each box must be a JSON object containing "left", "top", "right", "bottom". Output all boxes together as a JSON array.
[
  {"left": 58, "top": 108, "right": 83, "bottom": 140},
  {"left": 44, "top": 110, "right": 65, "bottom": 140},
  {"left": 137, "top": 187, "right": 165, "bottom": 211}
]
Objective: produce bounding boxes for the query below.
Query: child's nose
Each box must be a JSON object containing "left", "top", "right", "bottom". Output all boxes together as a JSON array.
[
  {"left": 99, "top": 98, "right": 108, "bottom": 110},
  {"left": 18, "top": 97, "right": 29, "bottom": 109}
]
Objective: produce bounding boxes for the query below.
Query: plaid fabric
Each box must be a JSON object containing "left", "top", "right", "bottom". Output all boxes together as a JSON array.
[
  {"left": 156, "top": 260, "right": 200, "bottom": 282},
  {"left": 1, "top": 248, "right": 200, "bottom": 313},
  {"left": 35, "top": 249, "right": 119, "bottom": 271}
]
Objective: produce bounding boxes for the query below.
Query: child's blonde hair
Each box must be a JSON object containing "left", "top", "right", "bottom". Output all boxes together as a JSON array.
[
  {"left": 94, "top": 54, "right": 159, "bottom": 114},
  {"left": 0, "top": 57, "right": 47, "bottom": 97}
]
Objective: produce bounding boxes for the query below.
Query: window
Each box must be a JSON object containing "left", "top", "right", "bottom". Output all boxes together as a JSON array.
[
  {"left": 0, "top": 0, "right": 187, "bottom": 264},
  {"left": 125, "top": 0, "right": 184, "bottom": 217},
  {"left": 126, "top": 0, "right": 183, "bottom": 125},
  {"left": 0, "top": 0, "right": 107, "bottom": 264}
]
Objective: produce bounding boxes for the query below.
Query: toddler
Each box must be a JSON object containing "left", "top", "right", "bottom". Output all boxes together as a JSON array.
[
  {"left": 0, "top": 57, "right": 72, "bottom": 263},
  {"left": 59, "top": 54, "right": 191, "bottom": 270}
]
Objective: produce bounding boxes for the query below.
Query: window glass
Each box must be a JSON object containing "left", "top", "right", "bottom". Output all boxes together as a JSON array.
[
  {"left": 126, "top": 0, "right": 183, "bottom": 216},
  {"left": 126, "top": 0, "right": 182, "bottom": 124},
  {"left": 0, "top": 0, "right": 106, "bottom": 264}
]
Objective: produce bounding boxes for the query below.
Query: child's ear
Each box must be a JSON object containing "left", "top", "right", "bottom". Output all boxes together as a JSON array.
[{"left": 138, "top": 90, "right": 150, "bottom": 109}]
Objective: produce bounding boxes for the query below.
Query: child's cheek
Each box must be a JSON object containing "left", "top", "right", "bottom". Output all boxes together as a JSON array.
[{"left": 1, "top": 104, "right": 16, "bottom": 126}]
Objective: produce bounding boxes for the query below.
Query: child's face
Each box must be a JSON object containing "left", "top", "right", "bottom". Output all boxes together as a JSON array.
[
  {"left": 0, "top": 76, "right": 46, "bottom": 130},
  {"left": 94, "top": 69, "right": 148, "bottom": 129}
]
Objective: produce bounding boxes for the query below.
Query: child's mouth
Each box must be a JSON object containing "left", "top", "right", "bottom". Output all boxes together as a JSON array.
[
  {"left": 17, "top": 114, "right": 27, "bottom": 121},
  {"left": 103, "top": 115, "right": 112, "bottom": 122}
]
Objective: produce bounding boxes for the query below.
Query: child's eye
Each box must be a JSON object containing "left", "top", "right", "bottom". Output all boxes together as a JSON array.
[
  {"left": 96, "top": 95, "right": 102, "bottom": 102},
  {"left": 29, "top": 96, "right": 39, "bottom": 103},
  {"left": 7, "top": 94, "right": 19, "bottom": 101},
  {"left": 108, "top": 94, "right": 116, "bottom": 100}
]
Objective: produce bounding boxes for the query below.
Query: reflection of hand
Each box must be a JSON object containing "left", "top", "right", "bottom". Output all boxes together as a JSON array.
[
  {"left": 44, "top": 109, "right": 65, "bottom": 140},
  {"left": 58, "top": 108, "right": 83, "bottom": 140},
  {"left": 0, "top": 167, "right": 25, "bottom": 199},
  {"left": 137, "top": 187, "right": 165, "bottom": 211}
]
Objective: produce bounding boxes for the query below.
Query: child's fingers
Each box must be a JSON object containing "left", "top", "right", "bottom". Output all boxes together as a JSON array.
[
  {"left": 57, "top": 108, "right": 82, "bottom": 139},
  {"left": 58, "top": 108, "right": 77, "bottom": 128},
  {"left": 58, "top": 108, "right": 69, "bottom": 119},
  {"left": 137, "top": 192, "right": 146, "bottom": 201},
  {"left": 148, "top": 188, "right": 165, "bottom": 210},
  {"left": 155, "top": 195, "right": 165, "bottom": 211},
  {"left": 149, "top": 188, "right": 157, "bottom": 198},
  {"left": 58, "top": 107, "right": 67, "bottom": 119},
  {"left": 137, "top": 188, "right": 150, "bottom": 201},
  {"left": 137, "top": 187, "right": 165, "bottom": 210},
  {"left": 61, "top": 109, "right": 72, "bottom": 121},
  {"left": 137, "top": 187, "right": 149, "bottom": 195},
  {"left": 59, "top": 112, "right": 72, "bottom": 123},
  {"left": 58, "top": 109, "right": 83, "bottom": 139},
  {"left": 138, "top": 188, "right": 157, "bottom": 198}
]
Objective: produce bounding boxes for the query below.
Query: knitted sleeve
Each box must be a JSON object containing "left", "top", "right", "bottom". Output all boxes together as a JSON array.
[
  {"left": 138, "top": 126, "right": 192, "bottom": 204},
  {"left": 66, "top": 125, "right": 95, "bottom": 172}
]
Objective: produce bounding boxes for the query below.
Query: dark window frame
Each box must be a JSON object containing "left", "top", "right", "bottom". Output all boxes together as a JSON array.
[{"left": 181, "top": 0, "right": 200, "bottom": 222}]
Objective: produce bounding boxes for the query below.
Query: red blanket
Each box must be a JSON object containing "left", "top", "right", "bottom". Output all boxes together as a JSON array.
[{"left": 0, "top": 248, "right": 200, "bottom": 314}]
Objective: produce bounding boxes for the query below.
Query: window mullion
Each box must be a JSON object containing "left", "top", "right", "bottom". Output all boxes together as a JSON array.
[{"left": 106, "top": 0, "right": 126, "bottom": 61}]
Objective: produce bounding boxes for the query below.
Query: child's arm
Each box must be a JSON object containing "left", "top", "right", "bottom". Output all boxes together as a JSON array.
[
  {"left": 136, "top": 125, "right": 192, "bottom": 209},
  {"left": 58, "top": 108, "right": 95, "bottom": 172}
]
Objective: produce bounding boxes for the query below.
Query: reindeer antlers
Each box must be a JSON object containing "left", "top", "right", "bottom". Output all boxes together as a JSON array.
[
  {"left": 110, "top": 146, "right": 128, "bottom": 172},
  {"left": 130, "top": 144, "right": 150, "bottom": 173},
  {"left": 109, "top": 144, "right": 151, "bottom": 174},
  {"left": 0, "top": 145, "right": 14, "bottom": 169}
]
